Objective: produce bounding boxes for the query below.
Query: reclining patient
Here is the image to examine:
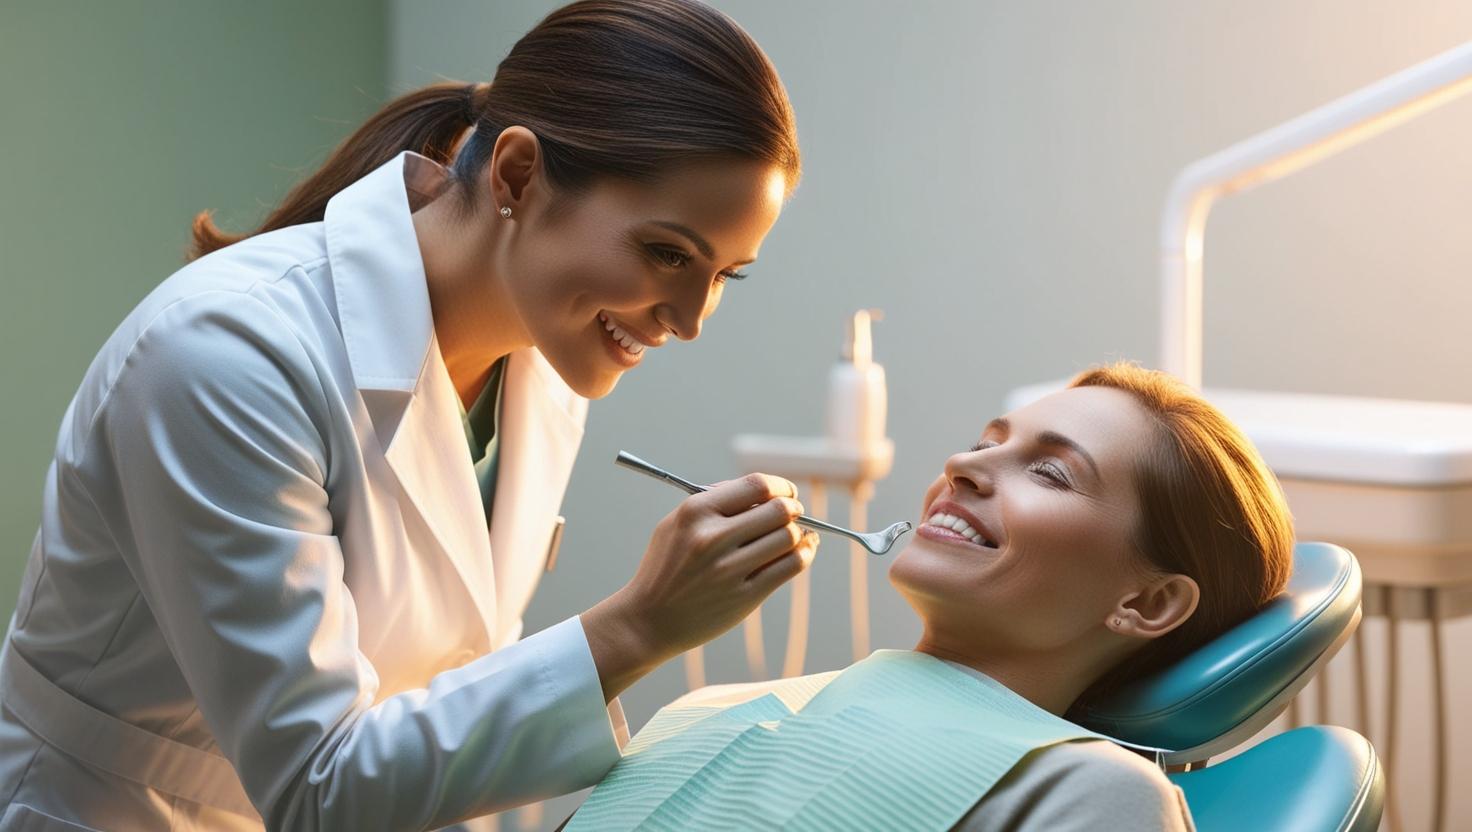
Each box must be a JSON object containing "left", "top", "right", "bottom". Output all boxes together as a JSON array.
[{"left": 565, "top": 363, "right": 1293, "bottom": 831}]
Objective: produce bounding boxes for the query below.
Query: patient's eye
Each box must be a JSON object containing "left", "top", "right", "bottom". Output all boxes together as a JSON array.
[
  {"left": 1028, "top": 460, "right": 1071, "bottom": 489},
  {"left": 969, "top": 439, "right": 999, "bottom": 453}
]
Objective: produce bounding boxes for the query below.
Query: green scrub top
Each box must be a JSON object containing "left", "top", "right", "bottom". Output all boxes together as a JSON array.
[{"left": 461, "top": 357, "right": 507, "bottom": 522}]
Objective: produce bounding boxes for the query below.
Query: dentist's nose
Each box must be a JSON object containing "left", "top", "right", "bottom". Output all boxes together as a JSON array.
[{"left": 655, "top": 288, "right": 716, "bottom": 342}]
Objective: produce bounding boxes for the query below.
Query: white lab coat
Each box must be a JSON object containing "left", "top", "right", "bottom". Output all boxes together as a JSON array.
[{"left": 0, "top": 152, "right": 628, "bottom": 831}]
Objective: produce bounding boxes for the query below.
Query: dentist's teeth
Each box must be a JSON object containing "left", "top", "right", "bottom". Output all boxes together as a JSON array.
[{"left": 601, "top": 315, "right": 644, "bottom": 356}]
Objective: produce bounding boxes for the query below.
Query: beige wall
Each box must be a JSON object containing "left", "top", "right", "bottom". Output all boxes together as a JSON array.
[{"left": 394, "top": 2, "right": 1472, "bottom": 829}]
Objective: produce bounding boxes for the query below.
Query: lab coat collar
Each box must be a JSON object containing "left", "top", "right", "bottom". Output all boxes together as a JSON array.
[{"left": 323, "top": 151, "right": 444, "bottom": 402}]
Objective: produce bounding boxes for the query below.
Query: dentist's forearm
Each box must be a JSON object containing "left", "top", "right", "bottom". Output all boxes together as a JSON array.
[{"left": 582, "top": 589, "right": 671, "bottom": 702}]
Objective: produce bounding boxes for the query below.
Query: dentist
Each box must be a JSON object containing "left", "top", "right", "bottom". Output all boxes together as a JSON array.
[{"left": 0, "top": 1, "right": 813, "bottom": 829}]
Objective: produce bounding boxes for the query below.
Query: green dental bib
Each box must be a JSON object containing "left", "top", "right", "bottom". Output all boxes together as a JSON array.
[{"left": 567, "top": 650, "right": 1111, "bottom": 831}]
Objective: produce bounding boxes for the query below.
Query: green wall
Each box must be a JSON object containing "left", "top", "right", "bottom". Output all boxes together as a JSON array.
[{"left": 0, "top": 3, "right": 387, "bottom": 621}]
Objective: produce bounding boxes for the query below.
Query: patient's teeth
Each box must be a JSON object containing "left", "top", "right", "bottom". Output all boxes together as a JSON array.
[{"left": 926, "top": 512, "right": 989, "bottom": 544}]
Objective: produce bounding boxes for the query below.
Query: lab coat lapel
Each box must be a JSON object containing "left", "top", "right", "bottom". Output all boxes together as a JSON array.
[
  {"left": 380, "top": 343, "right": 500, "bottom": 641},
  {"left": 325, "top": 151, "right": 498, "bottom": 642},
  {"left": 488, "top": 349, "right": 586, "bottom": 645}
]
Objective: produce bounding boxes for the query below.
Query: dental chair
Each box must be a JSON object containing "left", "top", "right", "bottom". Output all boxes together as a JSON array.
[{"left": 1076, "top": 541, "right": 1382, "bottom": 831}]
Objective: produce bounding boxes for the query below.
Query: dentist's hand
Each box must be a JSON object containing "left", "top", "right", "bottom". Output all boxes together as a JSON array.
[{"left": 583, "top": 474, "right": 819, "bottom": 701}]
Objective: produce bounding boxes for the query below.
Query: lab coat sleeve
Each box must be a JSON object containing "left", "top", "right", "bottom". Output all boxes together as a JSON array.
[{"left": 79, "top": 294, "right": 623, "bottom": 830}]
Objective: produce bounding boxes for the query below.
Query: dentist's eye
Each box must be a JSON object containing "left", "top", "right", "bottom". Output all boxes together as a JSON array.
[
  {"left": 647, "top": 245, "right": 692, "bottom": 269},
  {"left": 717, "top": 269, "right": 748, "bottom": 283},
  {"left": 968, "top": 440, "right": 999, "bottom": 453},
  {"left": 1028, "top": 461, "right": 1071, "bottom": 489}
]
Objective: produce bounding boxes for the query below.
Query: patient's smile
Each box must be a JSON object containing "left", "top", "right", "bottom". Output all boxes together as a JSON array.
[{"left": 919, "top": 508, "right": 999, "bottom": 549}]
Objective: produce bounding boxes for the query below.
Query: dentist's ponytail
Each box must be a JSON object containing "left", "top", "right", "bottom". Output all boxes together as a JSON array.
[
  {"left": 188, "top": 0, "right": 800, "bottom": 261},
  {"left": 188, "top": 83, "right": 478, "bottom": 260}
]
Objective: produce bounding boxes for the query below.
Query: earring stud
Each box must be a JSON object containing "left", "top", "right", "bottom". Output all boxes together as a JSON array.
[{"left": 499, "top": 206, "right": 512, "bottom": 219}]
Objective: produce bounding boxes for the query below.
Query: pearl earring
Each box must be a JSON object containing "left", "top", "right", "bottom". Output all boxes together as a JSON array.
[{"left": 499, "top": 206, "right": 512, "bottom": 219}]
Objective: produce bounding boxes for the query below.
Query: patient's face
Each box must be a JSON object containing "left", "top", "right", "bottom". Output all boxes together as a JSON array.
[{"left": 889, "top": 386, "right": 1154, "bottom": 654}]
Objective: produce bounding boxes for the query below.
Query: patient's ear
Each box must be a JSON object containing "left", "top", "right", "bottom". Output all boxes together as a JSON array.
[{"left": 1112, "top": 573, "right": 1200, "bottom": 640}]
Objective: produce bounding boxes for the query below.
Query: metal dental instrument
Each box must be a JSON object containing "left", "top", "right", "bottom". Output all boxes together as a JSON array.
[{"left": 615, "top": 451, "right": 913, "bottom": 555}]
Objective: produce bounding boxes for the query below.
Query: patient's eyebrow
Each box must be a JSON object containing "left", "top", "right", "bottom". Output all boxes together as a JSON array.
[
  {"left": 1037, "top": 430, "right": 1100, "bottom": 479},
  {"left": 987, "top": 418, "right": 1101, "bottom": 479}
]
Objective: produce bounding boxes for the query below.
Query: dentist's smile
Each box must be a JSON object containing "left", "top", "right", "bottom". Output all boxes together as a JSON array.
[{"left": 597, "top": 312, "right": 660, "bottom": 368}]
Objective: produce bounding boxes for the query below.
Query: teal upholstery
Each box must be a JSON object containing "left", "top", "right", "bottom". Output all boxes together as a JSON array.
[
  {"left": 1169, "top": 726, "right": 1383, "bottom": 832},
  {"left": 1077, "top": 543, "right": 1383, "bottom": 831}
]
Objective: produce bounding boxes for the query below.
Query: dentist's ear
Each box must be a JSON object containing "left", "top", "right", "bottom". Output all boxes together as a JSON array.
[
  {"left": 486, "top": 126, "right": 544, "bottom": 214},
  {"left": 1109, "top": 573, "right": 1200, "bottom": 640}
]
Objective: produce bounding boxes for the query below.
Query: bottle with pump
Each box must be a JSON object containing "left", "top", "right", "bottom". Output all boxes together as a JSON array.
[{"left": 826, "top": 309, "right": 887, "bottom": 454}]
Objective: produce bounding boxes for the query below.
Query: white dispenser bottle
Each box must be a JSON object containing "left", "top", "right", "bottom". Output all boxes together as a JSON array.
[{"left": 826, "top": 309, "right": 887, "bottom": 453}]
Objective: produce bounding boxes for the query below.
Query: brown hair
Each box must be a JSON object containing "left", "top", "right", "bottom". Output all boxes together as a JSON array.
[
  {"left": 1068, "top": 363, "right": 1294, "bottom": 708},
  {"left": 189, "top": 0, "right": 800, "bottom": 260}
]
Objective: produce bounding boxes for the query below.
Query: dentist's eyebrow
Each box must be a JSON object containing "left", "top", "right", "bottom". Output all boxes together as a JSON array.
[
  {"left": 650, "top": 221, "right": 757, "bottom": 266},
  {"left": 1037, "top": 430, "right": 1100, "bottom": 479},
  {"left": 651, "top": 221, "right": 715, "bottom": 259}
]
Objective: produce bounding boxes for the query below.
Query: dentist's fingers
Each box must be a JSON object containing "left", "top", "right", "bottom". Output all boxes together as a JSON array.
[
  {"left": 592, "top": 471, "right": 810, "bottom": 673},
  {"left": 698, "top": 473, "right": 798, "bottom": 517},
  {"left": 745, "top": 531, "right": 819, "bottom": 593},
  {"left": 710, "top": 494, "right": 804, "bottom": 551},
  {"left": 717, "top": 519, "right": 803, "bottom": 576}
]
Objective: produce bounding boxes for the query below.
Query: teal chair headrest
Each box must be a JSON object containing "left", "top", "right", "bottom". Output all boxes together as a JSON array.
[{"left": 1074, "top": 542, "right": 1362, "bottom": 764}]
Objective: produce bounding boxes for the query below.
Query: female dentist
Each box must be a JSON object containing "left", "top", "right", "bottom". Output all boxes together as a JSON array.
[{"left": 0, "top": 1, "right": 815, "bottom": 829}]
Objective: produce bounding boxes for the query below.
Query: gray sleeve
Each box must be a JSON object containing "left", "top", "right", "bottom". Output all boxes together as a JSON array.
[{"left": 951, "top": 741, "right": 1196, "bottom": 832}]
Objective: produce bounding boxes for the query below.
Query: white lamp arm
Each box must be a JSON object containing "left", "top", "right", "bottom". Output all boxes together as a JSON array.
[{"left": 1159, "top": 41, "right": 1472, "bottom": 389}]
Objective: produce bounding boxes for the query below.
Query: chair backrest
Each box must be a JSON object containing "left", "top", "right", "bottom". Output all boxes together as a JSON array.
[{"left": 1074, "top": 541, "right": 1361, "bottom": 764}]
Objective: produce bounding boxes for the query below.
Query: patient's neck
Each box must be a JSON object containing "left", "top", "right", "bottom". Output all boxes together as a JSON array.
[{"left": 913, "top": 635, "right": 1112, "bottom": 717}]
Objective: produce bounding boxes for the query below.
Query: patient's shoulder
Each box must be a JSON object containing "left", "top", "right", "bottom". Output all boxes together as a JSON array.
[{"left": 952, "top": 741, "right": 1195, "bottom": 832}]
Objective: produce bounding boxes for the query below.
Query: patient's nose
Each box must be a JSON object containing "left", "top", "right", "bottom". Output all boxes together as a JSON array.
[{"left": 945, "top": 452, "right": 996, "bottom": 497}]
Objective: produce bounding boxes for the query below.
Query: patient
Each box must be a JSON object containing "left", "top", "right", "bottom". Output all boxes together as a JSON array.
[{"left": 566, "top": 363, "right": 1293, "bottom": 831}]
